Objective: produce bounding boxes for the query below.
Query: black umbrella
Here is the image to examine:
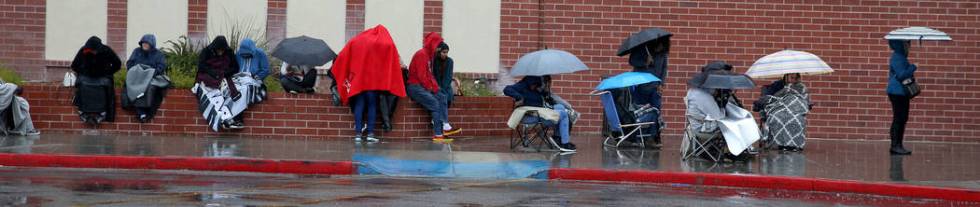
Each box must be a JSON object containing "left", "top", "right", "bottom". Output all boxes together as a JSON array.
[
  {"left": 616, "top": 28, "right": 672, "bottom": 56},
  {"left": 271, "top": 36, "right": 337, "bottom": 66},
  {"left": 700, "top": 73, "right": 756, "bottom": 89}
]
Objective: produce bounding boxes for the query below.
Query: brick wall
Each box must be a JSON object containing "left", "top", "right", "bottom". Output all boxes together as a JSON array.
[
  {"left": 500, "top": 0, "right": 980, "bottom": 142},
  {"left": 0, "top": 0, "right": 46, "bottom": 80},
  {"left": 23, "top": 84, "right": 512, "bottom": 139},
  {"left": 423, "top": 0, "right": 443, "bottom": 34},
  {"left": 107, "top": 0, "right": 127, "bottom": 59},
  {"left": 266, "top": 0, "right": 287, "bottom": 48},
  {"left": 345, "top": 0, "right": 365, "bottom": 42},
  {"left": 188, "top": 0, "right": 208, "bottom": 44}
]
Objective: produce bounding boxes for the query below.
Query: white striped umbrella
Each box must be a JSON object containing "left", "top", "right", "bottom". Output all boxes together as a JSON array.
[
  {"left": 746, "top": 50, "right": 834, "bottom": 79},
  {"left": 884, "top": 26, "right": 952, "bottom": 41}
]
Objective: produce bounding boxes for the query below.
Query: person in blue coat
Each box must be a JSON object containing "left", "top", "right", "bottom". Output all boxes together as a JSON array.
[
  {"left": 886, "top": 40, "right": 916, "bottom": 155},
  {"left": 236, "top": 38, "right": 270, "bottom": 81},
  {"left": 124, "top": 34, "right": 168, "bottom": 122}
]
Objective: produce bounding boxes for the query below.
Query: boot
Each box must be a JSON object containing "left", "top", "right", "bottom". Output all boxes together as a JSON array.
[{"left": 889, "top": 134, "right": 911, "bottom": 155}]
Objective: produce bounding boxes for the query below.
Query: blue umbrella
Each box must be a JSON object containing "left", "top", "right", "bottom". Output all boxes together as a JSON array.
[
  {"left": 509, "top": 49, "right": 589, "bottom": 76},
  {"left": 596, "top": 72, "right": 661, "bottom": 90}
]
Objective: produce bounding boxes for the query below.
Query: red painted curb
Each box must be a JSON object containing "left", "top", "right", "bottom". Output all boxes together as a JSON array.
[
  {"left": 0, "top": 153, "right": 354, "bottom": 175},
  {"left": 548, "top": 168, "right": 980, "bottom": 202}
]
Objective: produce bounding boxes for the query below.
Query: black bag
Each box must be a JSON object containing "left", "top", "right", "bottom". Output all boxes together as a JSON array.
[{"left": 901, "top": 77, "right": 922, "bottom": 98}]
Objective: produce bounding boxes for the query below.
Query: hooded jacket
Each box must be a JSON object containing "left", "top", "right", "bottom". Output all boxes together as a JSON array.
[
  {"left": 71, "top": 36, "right": 122, "bottom": 78},
  {"left": 432, "top": 42, "right": 454, "bottom": 102},
  {"left": 407, "top": 32, "right": 443, "bottom": 93},
  {"left": 126, "top": 34, "right": 167, "bottom": 73},
  {"left": 330, "top": 25, "right": 407, "bottom": 104},
  {"left": 886, "top": 40, "right": 917, "bottom": 96},
  {"left": 504, "top": 76, "right": 548, "bottom": 107},
  {"left": 629, "top": 38, "right": 669, "bottom": 80},
  {"left": 236, "top": 38, "right": 270, "bottom": 80},
  {"left": 196, "top": 36, "right": 240, "bottom": 89}
]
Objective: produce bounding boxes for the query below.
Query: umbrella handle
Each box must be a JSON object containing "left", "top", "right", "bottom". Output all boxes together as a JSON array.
[{"left": 589, "top": 90, "right": 609, "bottom": 95}]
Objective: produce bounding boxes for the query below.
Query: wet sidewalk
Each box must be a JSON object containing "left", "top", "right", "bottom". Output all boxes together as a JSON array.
[{"left": 2, "top": 133, "right": 979, "bottom": 190}]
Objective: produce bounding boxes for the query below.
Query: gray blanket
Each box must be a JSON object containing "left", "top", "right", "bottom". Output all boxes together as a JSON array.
[
  {"left": 125, "top": 64, "right": 156, "bottom": 101},
  {"left": 0, "top": 83, "right": 35, "bottom": 135},
  {"left": 761, "top": 83, "right": 810, "bottom": 149}
]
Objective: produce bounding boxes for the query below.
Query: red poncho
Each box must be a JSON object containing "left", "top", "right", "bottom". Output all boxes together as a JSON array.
[
  {"left": 331, "top": 25, "right": 406, "bottom": 104},
  {"left": 407, "top": 32, "right": 443, "bottom": 93}
]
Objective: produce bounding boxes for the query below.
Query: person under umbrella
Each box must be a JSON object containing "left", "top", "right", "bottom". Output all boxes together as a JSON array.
[
  {"left": 279, "top": 62, "right": 318, "bottom": 94},
  {"left": 122, "top": 34, "right": 169, "bottom": 123},
  {"left": 684, "top": 62, "right": 759, "bottom": 161},
  {"left": 505, "top": 75, "right": 578, "bottom": 152},
  {"left": 71, "top": 36, "right": 122, "bottom": 125},
  {"left": 753, "top": 73, "right": 811, "bottom": 151}
]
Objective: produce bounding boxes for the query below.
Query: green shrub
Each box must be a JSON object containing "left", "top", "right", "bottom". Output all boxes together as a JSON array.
[
  {"left": 457, "top": 77, "right": 497, "bottom": 97},
  {"left": 0, "top": 65, "right": 25, "bottom": 85}
]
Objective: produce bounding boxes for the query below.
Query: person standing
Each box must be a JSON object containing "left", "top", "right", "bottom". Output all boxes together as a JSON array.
[{"left": 886, "top": 40, "right": 916, "bottom": 155}]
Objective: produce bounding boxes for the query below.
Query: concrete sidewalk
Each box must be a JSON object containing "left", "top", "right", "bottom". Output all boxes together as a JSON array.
[{"left": 1, "top": 133, "right": 978, "bottom": 200}]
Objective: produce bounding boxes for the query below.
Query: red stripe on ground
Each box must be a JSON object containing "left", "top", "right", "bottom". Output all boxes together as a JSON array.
[
  {"left": 0, "top": 153, "right": 354, "bottom": 175},
  {"left": 548, "top": 168, "right": 980, "bottom": 202}
]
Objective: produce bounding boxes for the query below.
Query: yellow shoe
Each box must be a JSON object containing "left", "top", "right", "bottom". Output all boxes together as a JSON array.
[{"left": 443, "top": 128, "right": 463, "bottom": 136}]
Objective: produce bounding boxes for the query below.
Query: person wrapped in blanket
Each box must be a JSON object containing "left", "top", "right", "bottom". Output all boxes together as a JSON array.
[
  {"left": 122, "top": 34, "right": 170, "bottom": 123},
  {"left": 684, "top": 62, "right": 757, "bottom": 159},
  {"left": 0, "top": 80, "right": 38, "bottom": 136},
  {"left": 753, "top": 73, "right": 811, "bottom": 151},
  {"left": 192, "top": 36, "right": 268, "bottom": 131},
  {"left": 505, "top": 75, "right": 580, "bottom": 152},
  {"left": 70, "top": 36, "right": 121, "bottom": 125}
]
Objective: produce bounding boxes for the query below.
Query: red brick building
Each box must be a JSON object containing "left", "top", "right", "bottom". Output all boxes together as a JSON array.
[{"left": 1, "top": 0, "right": 978, "bottom": 142}]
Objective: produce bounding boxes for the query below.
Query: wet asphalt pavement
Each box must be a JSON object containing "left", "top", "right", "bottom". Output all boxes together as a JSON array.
[{"left": 0, "top": 167, "right": 970, "bottom": 207}]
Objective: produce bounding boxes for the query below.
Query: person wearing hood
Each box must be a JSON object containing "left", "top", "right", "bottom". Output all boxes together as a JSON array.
[
  {"left": 123, "top": 34, "right": 169, "bottom": 122},
  {"left": 886, "top": 40, "right": 916, "bottom": 155},
  {"left": 431, "top": 42, "right": 457, "bottom": 133},
  {"left": 236, "top": 38, "right": 270, "bottom": 81},
  {"left": 407, "top": 32, "right": 461, "bottom": 141},
  {"left": 194, "top": 36, "right": 245, "bottom": 130},
  {"left": 504, "top": 75, "right": 578, "bottom": 152},
  {"left": 70, "top": 36, "right": 121, "bottom": 125}
]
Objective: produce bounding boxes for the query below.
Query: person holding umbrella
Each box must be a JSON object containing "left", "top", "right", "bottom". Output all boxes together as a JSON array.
[
  {"left": 271, "top": 35, "right": 338, "bottom": 94},
  {"left": 617, "top": 28, "right": 672, "bottom": 146},
  {"left": 504, "top": 49, "right": 589, "bottom": 152},
  {"left": 746, "top": 50, "right": 833, "bottom": 151},
  {"left": 882, "top": 26, "right": 952, "bottom": 155},
  {"left": 683, "top": 61, "right": 759, "bottom": 161}
]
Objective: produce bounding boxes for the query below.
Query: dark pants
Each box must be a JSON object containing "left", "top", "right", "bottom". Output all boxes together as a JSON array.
[
  {"left": 353, "top": 91, "right": 378, "bottom": 134},
  {"left": 888, "top": 95, "right": 911, "bottom": 146},
  {"left": 280, "top": 69, "right": 318, "bottom": 93},
  {"left": 406, "top": 84, "right": 447, "bottom": 136}
]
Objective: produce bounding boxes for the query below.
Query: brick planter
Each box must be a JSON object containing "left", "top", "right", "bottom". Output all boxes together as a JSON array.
[{"left": 23, "top": 84, "right": 513, "bottom": 139}]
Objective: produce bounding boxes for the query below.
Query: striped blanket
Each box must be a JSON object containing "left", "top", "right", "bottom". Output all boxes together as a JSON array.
[{"left": 192, "top": 73, "right": 267, "bottom": 131}]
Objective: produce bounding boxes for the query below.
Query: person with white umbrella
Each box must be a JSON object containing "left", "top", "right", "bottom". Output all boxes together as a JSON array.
[
  {"left": 882, "top": 26, "right": 951, "bottom": 155},
  {"left": 505, "top": 49, "right": 588, "bottom": 152},
  {"left": 746, "top": 50, "right": 830, "bottom": 151}
]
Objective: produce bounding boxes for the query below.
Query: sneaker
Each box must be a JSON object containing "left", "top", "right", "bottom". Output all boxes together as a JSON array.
[
  {"left": 364, "top": 134, "right": 379, "bottom": 142},
  {"left": 443, "top": 123, "right": 453, "bottom": 131},
  {"left": 138, "top": 114, "right": 149, "bottom": 123},
  {"left": 23, "top": 130, "right": 40, "bottom": 136},
  {"left": 288, "top": 90, "right": 299, "bottom": 94},
  {"left": 556, "top": 143, "right": 577, "bottom": 152},
  {"left": 354, "top": 134, "right": 363, "bottom": 142},
  {"left": 443, "top": 128, "right": 462, "bottom": 136},
  {"left": 229, "top": 122, "right": 245, "bottom": 129}
]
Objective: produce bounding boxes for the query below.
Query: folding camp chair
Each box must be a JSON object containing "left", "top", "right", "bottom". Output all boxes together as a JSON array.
[
  {"left": 595, "top": 91, "right": 659, "bottom": 148},
  {"left": 682, "top": 94, "right": 728, "bottom": 161},
  {"left": 509, "top": 109, "right": 557, "bottom": 152}
]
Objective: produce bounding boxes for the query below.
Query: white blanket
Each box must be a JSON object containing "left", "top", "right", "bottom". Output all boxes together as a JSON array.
[{"left": 717, "top": 103, "right": 761, "bottom": 156}]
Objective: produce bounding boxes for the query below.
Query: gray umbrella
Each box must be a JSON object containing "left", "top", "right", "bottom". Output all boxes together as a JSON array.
[
  {"left": 700, "top": 73, "right": 756, "bottom": 89},
  {"left": 509, "top": 49, "right": 589, "bottom": 76},
  {"left": 271, "top": 36, "right": 337, "bottom": 66},
  {"left": 616, "top": 28, "right": 672, "bottom": 56}
]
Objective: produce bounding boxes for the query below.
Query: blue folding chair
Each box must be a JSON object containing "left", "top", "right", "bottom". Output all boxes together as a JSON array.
[{"left": 595, "top": 91, "right": 659, "bottom": 148}]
